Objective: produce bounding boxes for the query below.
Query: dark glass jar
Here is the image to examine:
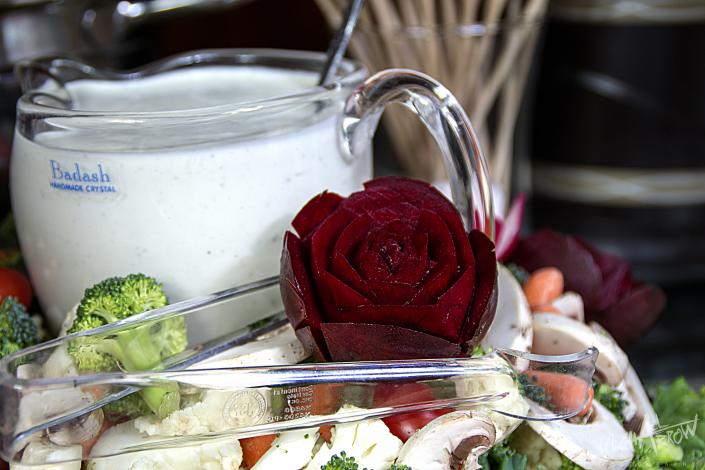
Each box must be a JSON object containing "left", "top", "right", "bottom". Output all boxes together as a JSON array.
[{"left": 531, "top": 0, "right": 705, "bottom": 282}]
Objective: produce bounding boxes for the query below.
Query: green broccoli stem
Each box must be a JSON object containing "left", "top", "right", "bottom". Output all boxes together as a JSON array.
[
  {"left": 100, "top": 324, "right": 181, "bottom": 418},
  {"left": 140, "top": 382, "right": 181, "bottom": 419},
  {"left": 114, "top": 325, "right": 163, "bottom": 371}
]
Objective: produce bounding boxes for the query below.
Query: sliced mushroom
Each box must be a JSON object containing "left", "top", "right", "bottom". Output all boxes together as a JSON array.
[
  {"left": 17, "top": 387, "right": 94, "bottom": 443},
  {"left": 613, "top": 379, "right": 639, "bottom": 424},
  {"left": 622, "top": 365, "right": 659, "bottom": 437},
  {"left": 15, "top": 439, "right": 82, "bottom": 470},
  {"left": 15, "top": 363, "right": 42, "bottom": 380},
  {"left": 396, "top": 411, "right": 496, "bottom": 470},
  {"left": 528, "top": 400, "right": 634, "bottom": 470},
  {"left": 586, "top": 322, "right": 659, "bottom": 436},
  {"left": 548, "top": 292, "right": 585, "bottom": 322},
  {"left": 532, "top": 314, "right": 629, "bottom": 386},
  {"left": 482, "top": 265, "right": 533, "bottom": 353},
  {"left": 49, "top": 409, "right": 104, "bottom": 447}
]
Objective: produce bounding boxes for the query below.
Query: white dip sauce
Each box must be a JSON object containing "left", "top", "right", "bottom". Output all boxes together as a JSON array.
[{"left": 11, "top": 66, "right": 371, "bottom": 338}]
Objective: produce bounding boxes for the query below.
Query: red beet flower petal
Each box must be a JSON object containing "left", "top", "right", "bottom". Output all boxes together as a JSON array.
[
  {"left": 321, "top": 323, "right": 464, "bottom": 361},
  {"left": 294, "top": 325, "right": 330, "bottom": 362},
  {"left": 280, "top": 232, "right": 323, "bottom": 331},
  {"left": 292, "top": 191, "right": 344, "bottom": 239},
  {"left": 460, "top": 230, "right": 498, "bottom": 344},
  {"left": 315, "top": 270, "right": 372, "bottom": 313},
  {"left": 590, "top": 283, "right": 666, "bottom": 348},
  {"left": 365, "top": 177, "right": 474, "bottom": 267},
  {"left": 407, "top": 210, "right": 461, "bottom": 305},
  {"left": 309, "top": 209, "right": 353, "bottom": 281},
  {"left": 510, "top": 229, "right": 604, "bottom": 314}
]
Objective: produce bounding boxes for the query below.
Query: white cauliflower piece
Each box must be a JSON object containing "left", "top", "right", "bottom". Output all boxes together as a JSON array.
[
  {"left": 90, "top": 421, "right": 242, "bottom": 470},
  {"left": 41, "top": 344, "right": 78, "bottom": 378},
  {"left": 59, "top": 304, "right": 79, "bottom": 337},
  {"left": 198, "top": 325, "right": 308, "bottom": 368},
  {"left": 136, "top": 326, "right": 306, "bottom": 437},
  {"left": 135, "top": 391, "right": 241, "bottom": 436},
  {"left": 252, "top": 428, "right": 319, "bottom": 470},
  {"left": 307, "top": 417, "right": 402, "bottom": 470}
]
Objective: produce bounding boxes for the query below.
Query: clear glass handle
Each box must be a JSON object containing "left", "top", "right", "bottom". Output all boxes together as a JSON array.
[{"left": 342, "top": 69, "right": 495, "bottom": 238}]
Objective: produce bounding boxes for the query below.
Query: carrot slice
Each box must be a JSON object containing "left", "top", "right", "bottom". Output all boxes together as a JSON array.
[
  {"left": 240, "top": 434, "right": 276, "bottom": 468},
  {"left": 311, "top": 382, "right": 344, "bottom": 443},
  {"left": 319, "top": 425, "right": 333, "bottom": 443},
  {"left": 81, "top": 418, "right": 112, "bottom": 457},
  {"left": 524, "top": 370, "right": 594, "bottom": 417}
]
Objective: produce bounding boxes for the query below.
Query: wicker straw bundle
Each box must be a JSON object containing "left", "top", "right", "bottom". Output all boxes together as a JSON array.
[{"left": 316, "top": 0, "right": 548, "bottom": 202}]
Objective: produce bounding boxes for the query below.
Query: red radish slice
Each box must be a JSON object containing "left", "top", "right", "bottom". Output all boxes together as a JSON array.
[{"left": 495, "top": 194, "right": 526, "bottom": 262}]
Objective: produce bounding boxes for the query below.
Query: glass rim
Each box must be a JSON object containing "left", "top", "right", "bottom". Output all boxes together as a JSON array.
[
  {"left": 355, "top": 16, "right": 544, "bottom": 38},
  {"left": 15, "top": 48, "right": 368, "bottom": 119}
]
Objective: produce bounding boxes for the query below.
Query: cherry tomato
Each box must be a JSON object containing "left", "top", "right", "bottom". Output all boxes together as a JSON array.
[
  {"left": 374, "top": 383, "right": 450, "bottom": 442},
  {"left": 383, "top": 409, "right": 449, "bottom": 442},
  {"left": 0, "top": 268, "right": 33, "bottom": 308}
]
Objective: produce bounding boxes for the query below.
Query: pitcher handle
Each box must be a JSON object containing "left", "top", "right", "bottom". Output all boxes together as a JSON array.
[{"left": 341, "top": 68, "right": 495, "bottom": 239}]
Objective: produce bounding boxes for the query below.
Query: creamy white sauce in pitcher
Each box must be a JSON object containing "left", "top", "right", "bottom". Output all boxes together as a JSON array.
[{"left": 11, "top": 66, "right": 371, "bottom": 338}]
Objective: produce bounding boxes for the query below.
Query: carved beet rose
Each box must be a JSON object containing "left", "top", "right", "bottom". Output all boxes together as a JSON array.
[{"left": 280, "top": 177, "right": 498, "bottom": 361}]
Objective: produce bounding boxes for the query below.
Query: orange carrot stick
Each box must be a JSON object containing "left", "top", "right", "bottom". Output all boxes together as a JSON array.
[
  {"left": 525, "top": 370, "right": 594, "bottom": 417},
  {"left": 240, "top": 434, "right": 277, "bottom": 468}
]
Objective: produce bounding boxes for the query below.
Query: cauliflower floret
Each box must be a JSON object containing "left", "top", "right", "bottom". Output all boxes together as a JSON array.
[
  {"left": 89, "top": 421, "right": 242, "bottom": 470},
  {"left": 251, "top": 428, "right": 319, "bottom": 470},
  {"left": 42, "top": 344, "right": 78, "bottom": 378},
  {"left": 136, "top": 326, "right": 307, "bottom": 437},
  {"left": 135, "top": 391, "right": 240, "bottom": 436},
  {"left": 198, "top": 325, "right": 308, "bottom": 368},
  {"left": 306, "top": 416, "right": 402, "bottom": 470}
]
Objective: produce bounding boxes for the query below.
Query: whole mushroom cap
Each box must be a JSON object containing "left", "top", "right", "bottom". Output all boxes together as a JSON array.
[{"left": 396, "top": 411, "right": 496, "bottom": 470}]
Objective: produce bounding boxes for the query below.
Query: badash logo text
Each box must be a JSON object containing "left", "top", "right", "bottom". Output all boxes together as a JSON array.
[{"left": 49, "top": 160, "right": 117, "bottom": 194}]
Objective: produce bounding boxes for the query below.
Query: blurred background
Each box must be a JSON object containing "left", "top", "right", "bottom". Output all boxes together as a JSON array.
[{"left": 1, "top": 0, "right": 703, "bottom": 385}]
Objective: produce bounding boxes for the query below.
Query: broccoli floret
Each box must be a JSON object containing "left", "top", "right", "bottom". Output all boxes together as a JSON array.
[
  {"left": 0, "top": 296, "right": 38, "bottom": 359},
  {"left": 321, "top": 452, "right": 360, "bottom": 470},
  {"left": 593, "top": 380, "right": 627, "bottom": 423},
  {"left": 667, "top": 449, "right": 705, "bottom": 469},
  {"left": 471, "top": 344, "right": 487, "bottom": 358},
  {"left": 103, "top": 392, "right": 151, "bottom": 420},
  {"left": 628, "top": 435, "right": 683, "bottom": 470},
  {"left": 389, "top": 465, "right": 412, "bottom": 470},
  {"left": 517, "top": 373, "right": 551, "bottom": 407},
  {"left": 477, "top": 437, "right": 529, "bottom": 469},
  {"left": 505, "top": 263, "right": 530, "bottom": 285},
  {"left": 67, "top": 274, "right": 187, "bottom": 418},
  {"left": 560, "top": 454, "right": 585, "bottom": 469}
]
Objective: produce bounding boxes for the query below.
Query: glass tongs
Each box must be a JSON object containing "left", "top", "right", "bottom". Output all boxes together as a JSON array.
[{"left": 0, "top": 277, "right": 597, "bottom": 465}]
